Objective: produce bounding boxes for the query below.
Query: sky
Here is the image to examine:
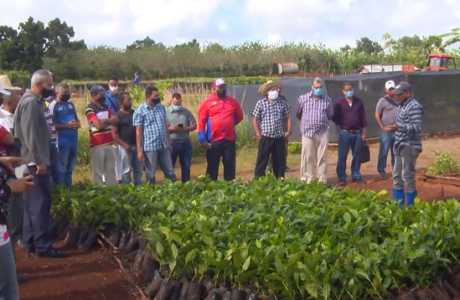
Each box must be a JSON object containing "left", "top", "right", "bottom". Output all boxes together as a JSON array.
[{"left": 1, "top": 0, "right": 459, "bottom": 49}]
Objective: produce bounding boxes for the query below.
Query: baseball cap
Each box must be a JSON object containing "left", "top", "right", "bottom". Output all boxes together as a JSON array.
[
  {"left": 385, "top": 80, "right": 395, "bottom": 90},
  {"left": 90, "top": 84, "right": 106, "bottom": 95},
  {"left": 0, "top": 80, "right": 11, "bottom": 96},
  {"left": 393, "top": 81, "right": 411, "bottom": 95},
  {"left": 213, "top": 78, "right": 226, "bottom": 88}
]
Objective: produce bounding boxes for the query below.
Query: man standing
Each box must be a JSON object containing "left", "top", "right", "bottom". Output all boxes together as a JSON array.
[
  {"left": 48, "top": 82, "right": 80, "bottom": 186},
  {"left": 133, "top": 86, "right": 176, "bottom": 184},
  {"left": 85, "top": 85, "right": 118, "bottom": 186},
  {"left": 252, "top": 81, "right": 291, "bottom": 178},
  {"left": 133, "top": 73, "right": 140, "bottom": 87},
  {"left": 114, "top": 92, "right": 143, "bottom": 185},
  {"left": 296, "top": 78, "right": 333, "bottom": 184},
  {"left": 197, "top": 79, "right": 244, "bottom": 181},
  {"left": 14, "top": 69, "right": 66, "bottom": 258},
  {"left": 384, "top": 82, "right": 423, "bottom": 207},
  {"left": 375, "top": 80, "right": 398, "bottom": 178},
  {"left": 105, "top": 76, "right": 122, "bottom": 183},
  {"left": 332, "top": 82, "right": 367, "bottom": 186},
  {"left": 166, "top": 93, "right": 197, "bottom": 182}
]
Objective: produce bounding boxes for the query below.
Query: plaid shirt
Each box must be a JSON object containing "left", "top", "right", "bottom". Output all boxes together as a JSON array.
[
  {"left": 133, "top": 103, "right": 169, "bottom": 152},
  {"left": 395, "top": 97, "right": 423, "bottom": 152},
  {"left": 251, "top": 98, "right": 290, "bottom": 138},
  {"left": 45, "top": 101, "right": 57, "bottom": 142},
  {"left": 296, "top": 92, "right": 333, "bottom": 138}
]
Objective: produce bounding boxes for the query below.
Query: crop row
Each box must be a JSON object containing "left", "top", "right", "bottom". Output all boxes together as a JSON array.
[{"left": 52, "top": 176, "right": 460, "bottom": 300}]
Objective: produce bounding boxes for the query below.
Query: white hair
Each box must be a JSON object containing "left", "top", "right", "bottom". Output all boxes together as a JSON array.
[
  {"left": 30, "top": 69, "right": 53, "bottom": 87},
  {"left": 313, "top": 77, "right": 322, "bottom": 84}
]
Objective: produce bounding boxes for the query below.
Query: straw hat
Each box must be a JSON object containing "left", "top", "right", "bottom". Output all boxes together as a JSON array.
[
  {"left": 0, "top": 75, "right": 22, "bottom": 91},
  {"left": 258, "top": 80, "right": 281, "bottom": 95}
]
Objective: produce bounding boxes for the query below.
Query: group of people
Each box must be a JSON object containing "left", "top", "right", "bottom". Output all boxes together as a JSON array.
[{"left": 0, "top": 68, "right": 423, "bottom": 299}]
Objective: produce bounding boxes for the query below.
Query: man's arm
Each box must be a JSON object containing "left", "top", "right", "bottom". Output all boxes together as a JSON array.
[
  {"left": 186, "top": 111, "right": 197, "bottom": 132},
  {"left": 327, "top": 97, "right": 333, "bottom": 120},
  {"left": 282, "top": 101, "right": 292, "bottom": 134},
  {"left": 398, "top": 105, "right": 423, "bottom": 134},
  {"left": 133, "top": 110, "right": 143, "bottom": 151},
  {"left": 197, "top": 100, "right": 209, "bottom": 144},
  {"left": 0, "top": 125, "right": 14, "bottom": 145},
  {"left": 107, "top": 108, "right": 119, "bottom": 125},
  {"left": 232, "top": 99, "right": 244, "bottom": 125},
  {"left": 374, "top": 99, "right": 385, "bottom": 129},
  {"left": 85, "top": 107, "right": 108, "bottom": 130},
  {"left": 112, "top": 123, "right": 129, "bottom": 149},
  {"left": 331, "top": 102, "right": 341, "bottom": 125},
  {"left": 251, "top": 102, "right": 261, "bottom": 137},
  {"left": 360, "top": 100, "right": 368, "bottom": 139},
  {"left": 20, "top": 101, "right": 44, "bottom": 163},
  {"left": 295, "top": 96, "right": 303, "bottom": 121}
]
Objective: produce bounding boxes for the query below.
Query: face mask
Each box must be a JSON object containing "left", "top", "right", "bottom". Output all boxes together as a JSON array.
[
  {"left": 313, "top": 88, "right": 323, "bottom": 96},
  {"left": 41, "top": 87, "right": 54, "bottom": 98},
  {"left": 97, "top": 95, "right": 105, "bottom": 103},
  {"left": 172, "top": 104, "right": 181, "bottom": 110},
  {"left": 60, "top": 94, "right": 71, "bottom": 102},
  {"left": 387, "top": 92, "right": 394, "bottom": 97},
  {"left": 216, "top": 89, "right": 226, "bottom": 98},
  {"left": 152, "top": 97, "right": 161, "bottom": 105},
  {"left": 345, "top": 91, "right": 354, "bottom": 98},
  {"left": 123, "top": 104, "right": 132, "bottom": 110},
  {"left": 267, "top": 91, "right": 279, "bottom": 100},
  {"left": 109, "top": 86, "right": 118, "bottom": 92}
]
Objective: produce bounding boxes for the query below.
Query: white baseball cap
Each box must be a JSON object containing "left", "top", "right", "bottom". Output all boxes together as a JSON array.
[
  {"left": 385, "top": 80, "right": 396, "bottom": 90},
  {"left": 0, "top": 80, "right": 11, "bottom": 96}
]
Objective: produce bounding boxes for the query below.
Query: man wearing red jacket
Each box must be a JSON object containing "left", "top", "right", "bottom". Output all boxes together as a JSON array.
[{"left": 198, "top": 79, "right": 244, "bottom": 180}]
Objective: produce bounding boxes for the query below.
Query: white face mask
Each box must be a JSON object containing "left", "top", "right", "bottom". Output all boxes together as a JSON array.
[
  {"left": 268, "top": 90, "right": 279, "bottom": 100},
  {"left": 109, "top": 86, "right": 118, "bottom": 92}
]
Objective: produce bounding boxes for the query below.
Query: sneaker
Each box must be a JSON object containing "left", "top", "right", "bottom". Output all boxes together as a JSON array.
[
  {"left": 285, "top": 167, "right": 293, "bottom": 172},
  {"left": 352, "top": 178, "right": 366, "bottom": 184},
  {"left": 338, "top": 180, "right": 346, "bottom": 186},
  {"left": 17, "top": 273, "right": 27, "bottom": 284},
  {"left": 378, "top": 173, "right": 386, "bottom": 179}
]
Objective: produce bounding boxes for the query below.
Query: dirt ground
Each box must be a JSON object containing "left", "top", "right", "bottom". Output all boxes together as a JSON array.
[{"left": 17, "top": 136, "right": 460, "bottom": 299}]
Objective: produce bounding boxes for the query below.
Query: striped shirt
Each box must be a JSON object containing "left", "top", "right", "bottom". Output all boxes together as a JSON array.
[
  {"left": 394, "top": 97, "right": 423, "bottom": 152},
  {"left": 45, "top": 101, "right": 57, "bottom": 142},
  {"left": 295, "top": 91, "right": 333, "bottom": 138}
]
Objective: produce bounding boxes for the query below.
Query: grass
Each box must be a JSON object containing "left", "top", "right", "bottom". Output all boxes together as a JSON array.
[{"left": 72, "top": 86, "right": 256, "bottom": 182}]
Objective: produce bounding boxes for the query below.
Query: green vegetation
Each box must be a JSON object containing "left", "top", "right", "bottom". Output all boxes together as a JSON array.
[
  {"left": 52, "top": 176, "right": 460, "bottom": 299},
  {"left": 427, "top": 151, "right": 460, "bottom": 175},
  {"left": 1, "top": 17, "right": 460, "bottom": 82}
]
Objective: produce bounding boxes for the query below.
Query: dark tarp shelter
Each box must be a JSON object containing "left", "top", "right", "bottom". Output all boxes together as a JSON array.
[{"left": 227, "top": 70, "right": 460, "bottom": 143}]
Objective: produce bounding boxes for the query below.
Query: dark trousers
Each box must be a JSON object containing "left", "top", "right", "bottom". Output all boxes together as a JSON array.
[
  {"left": 23, "top": 166, "right": 53, "bottom": 254},
  {"left": 171, "top": 140, "right": 193, "bottom": 182},
  {"left": 255, "top": 136, "right": 286, "bottom": 178},
  {"left": 7, "top": 193, "right": 23, "bottom": 249},
  {"left": 206, "top": 140, "right": 236, "bottom": 181}
]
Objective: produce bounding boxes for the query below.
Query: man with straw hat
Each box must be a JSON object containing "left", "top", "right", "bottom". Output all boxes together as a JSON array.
[
  {"left": 258, "top": 80, "right": 293, "bottom": 173},
  {"left": 253, "top": 80, "right": 291, "bottom": 178}
]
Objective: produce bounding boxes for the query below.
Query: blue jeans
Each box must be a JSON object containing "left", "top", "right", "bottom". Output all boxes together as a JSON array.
[
  {"left": 336, "top": 130, "right": 363, "bottom": 181},
  {"left": 121, "top": 146, "right": 143, "bottom": 185},
  {"left": 58, "top": 144, "right": 77, "bottom": 186},
  {"left": 49, "top": 143, "right": 62, "bottom": 185},
  {"left": 144, "top": 148, "right": 177, "bottom": 184},
  {"left": 171, "top": 140, "right": 193, "bottom": 182},
  {"left": 377, "top": 130, "right": 395, "bottom": 174}
]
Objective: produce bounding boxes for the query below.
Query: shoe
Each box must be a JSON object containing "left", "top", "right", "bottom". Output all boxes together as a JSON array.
[
  {"left": 392, "top": 188, "right": 405, "bottom": 207},
  {"left": 285, "top": 167, "right": 293, "bottom": 172},
  {"left": 352, "top": 178, "right": 366, "bottom": 184},
  {"left": 36, "top": 248, "right": 67, "bottom": 258},
  {"left": 405, "top": 191, "right": 417, "bottom": 207},
  {"left": 378, "top": 173, "right": 386, "bottom": 179},
  {"left": 16, "top": 273, "right": 27, "bottom": 284},
  {"left": 338, "top": 180, "right": 346, "bottom": 186}
]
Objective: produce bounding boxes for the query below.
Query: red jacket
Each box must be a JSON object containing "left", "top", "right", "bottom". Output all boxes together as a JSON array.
[{"left": 197, "top": 93, "right": 244, "bottom": 143}]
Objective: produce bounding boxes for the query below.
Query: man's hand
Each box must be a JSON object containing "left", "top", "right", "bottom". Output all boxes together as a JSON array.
[
  {"left": 123, "top": 144, "right": 131, "bottom": 153},
  {"left": 385, "top": 124, "right": 398, "bottom": 132},
  {"left": 137, "top": 150, "right": 144, "bottom": 161},
  {"left": 362, "top": 134, "right": 366, "bottom": 141},
  {"left": 201, "top": 142, "right": 211, "bottom": 150},
  {"left": 284, "top": 131, "right": 291, "bottom": 138},
  {"left": 256, "top": 132, "right": 261, "bottom": 141},
  {"left": 7, "top": 175, "right": 34, "bottom": 193},
  {"left": 169, "top": 142, "right": 173, "bottom": 153},
  {"left": 0, "top": 157, "right": 25, "bottom": 171},
  {"left": 36, "top": 162, "right": 47, "bottom": 175},
  {"left": 169, "top": 125, "right": 183, "bottom": 131}
]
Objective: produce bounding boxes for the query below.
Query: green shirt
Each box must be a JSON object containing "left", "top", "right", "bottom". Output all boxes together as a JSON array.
[{"left": 166, "top": 106, "right": 196, "bottom": 142}]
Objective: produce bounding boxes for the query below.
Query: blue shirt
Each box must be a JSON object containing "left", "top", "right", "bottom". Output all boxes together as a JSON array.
[
  {"left": 104, "top": 92, "right": 120, "bottom": 113},
  {"left": 133, "top": 103, "right": 169, "bottom": 152},
  {"left": 134, "top": 75, "right": 140, "bottom": 86},
  {"left": 50, "top": 101, "right": 79, "bottom": 146}
]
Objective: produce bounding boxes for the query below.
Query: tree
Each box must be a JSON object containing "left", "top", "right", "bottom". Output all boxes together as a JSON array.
[
  {"left": 126, "top": 36, "right": 156, "bottom": 51},
  {"left": 354, "top": 37, "right": 383, "bottom": 55}
]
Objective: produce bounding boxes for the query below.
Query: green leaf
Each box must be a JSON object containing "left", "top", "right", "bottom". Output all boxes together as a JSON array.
[
  {"left": 343, "top": 212, "right": 351, "bottom": 223},
  {"left": 242, "top": 256, "right": 251, "bottom": 271}
]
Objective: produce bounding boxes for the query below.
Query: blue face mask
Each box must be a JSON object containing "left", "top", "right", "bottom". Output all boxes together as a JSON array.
[
  {"left": 313, "top": 88, "right": 323, "bottom": 96},
  {"left": 152, "top": 97, "right": 161, "bottom": 105},
  {"left": 345, "top": 91, "right": 354, "bottom": 98},
  {"left": 172, "top": 104, "right": 181, "bottom": 111}
]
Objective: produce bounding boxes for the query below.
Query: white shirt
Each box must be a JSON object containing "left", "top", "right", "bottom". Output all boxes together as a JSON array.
[{"left": 0, "top": 108, "right": 14, "bottom": 132}]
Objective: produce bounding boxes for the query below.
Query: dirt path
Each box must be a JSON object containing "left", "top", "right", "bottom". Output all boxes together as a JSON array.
[{"left": 16, "top": 245, "right": 138, "bottom": 300}]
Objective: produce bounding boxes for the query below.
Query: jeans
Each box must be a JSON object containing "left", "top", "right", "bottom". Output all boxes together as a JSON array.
[
  {"left": 171, "top": 140, "right": 193, "bottom": 182},
  {"left": 393, "top": 145, "right": 419, "bottom": 193},
  {"left": 377, "top": 130, "right": 395, "bottom": 174},
  {"left": 121, "top": 146, "right": 143, "bottom": 185},
  {"left": 6, "top": 193, "right": 23, "bottom": 247},
  {"left": 49, "top": 142, "right": 62, "bottom": 185},
  {"left": 336, "top": 130, "right": 363, "bottom": 181},
  {"left": 0, "top": 242, "right": 19, "bottom": 300},
  {"left": 58, "top": 144, "right": 77, "bottom": 186},
  {"left": 144, "top": 148, "right": 177, "bottom": 184}
]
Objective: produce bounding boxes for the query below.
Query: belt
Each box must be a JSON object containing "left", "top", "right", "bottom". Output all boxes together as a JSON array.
[
  {"left": 171, "top": 140, "right": 189, "bottom": 144},
  {"left": 341, "top": 129, "right": 361, "bottom": 133}
]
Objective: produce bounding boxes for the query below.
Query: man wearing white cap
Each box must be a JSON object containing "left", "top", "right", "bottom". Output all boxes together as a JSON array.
[{"left": 375, "top": 80, "right": 399, "bottom": 178}]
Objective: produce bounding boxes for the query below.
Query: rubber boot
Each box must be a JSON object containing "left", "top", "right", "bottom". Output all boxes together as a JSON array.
[
  {"left": 392, "top": 188, "right": 405, "bottom": 207},
  {"left": 405, "top": 191, "right": 417, "bottom": 207}
]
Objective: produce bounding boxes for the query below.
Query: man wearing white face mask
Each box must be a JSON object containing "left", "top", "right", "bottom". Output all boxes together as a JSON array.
[
  {"left": 105, "top": 76, "right": 122, "bottom": 183},
  {"left": 252, "top": 81, "right": 291, "bottom": 178}
]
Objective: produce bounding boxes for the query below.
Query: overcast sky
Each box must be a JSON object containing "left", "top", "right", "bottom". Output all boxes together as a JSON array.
[{"left": 1, "top": 0, "right": 459, "bottom": 49}]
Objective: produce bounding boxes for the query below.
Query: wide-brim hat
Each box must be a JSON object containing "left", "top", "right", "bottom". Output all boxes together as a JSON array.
[
  {"left": 258, "top": 80, "right": 281, "bottom": 95},
  {"left": 0, "top": 75, "right": 21, "bottom": 92}
]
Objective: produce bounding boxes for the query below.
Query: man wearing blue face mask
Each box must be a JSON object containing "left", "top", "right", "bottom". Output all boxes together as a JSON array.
[
  {"left": 332, "top": 82, "right": 367, "bottom": 186},
  {"left": 166, "top": 93, "right": 196, "bottom": 182}
]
